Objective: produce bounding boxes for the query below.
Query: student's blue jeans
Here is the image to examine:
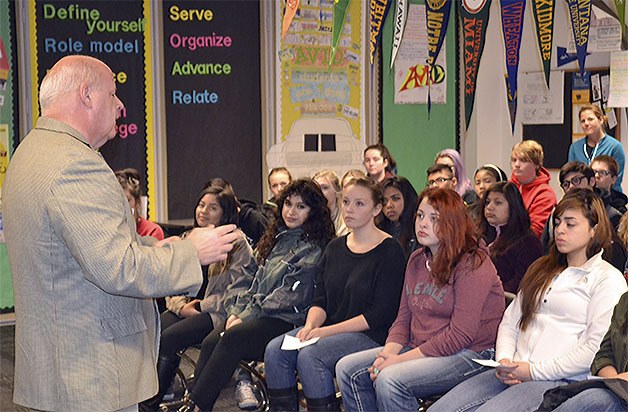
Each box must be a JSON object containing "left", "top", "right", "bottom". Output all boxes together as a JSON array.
[
  {"left": 552, "top": 388, "right": 626, "bottom": 412},
  {"left": 336, "top": 346, "right": 495, "bottom": 412},
  {"left": 428, "top": 368, "right": 570, "bottom": 412},
  {"left": 264, "top": 327, "right": 379, "bottom": 399}
]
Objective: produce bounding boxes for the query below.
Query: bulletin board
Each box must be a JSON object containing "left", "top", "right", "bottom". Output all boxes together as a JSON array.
[
  {"left": 162, "top": 0, "right": 262, "bottom": 220},
  {"left": 381, "top": 0, "right": 458, "bottom": 189},
  {"left": 0, "top": 0, "right": 18, "bottom": 312},
  {"left": 523, "top": 70, "right": 620, "bottom": 169},
  {"left": 28, "top": 0, "right": 156, "bottom": 215}
]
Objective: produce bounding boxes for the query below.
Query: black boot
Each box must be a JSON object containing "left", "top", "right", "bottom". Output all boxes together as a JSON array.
[
  {"left": 268, "top": 387, "right": 299, "bottom": 412},
  {"left": 140, "top": 355, "right": 181, "bottom": 410},
  {"left": 306, "top": 395, "right": 340, "bottom": 412}
]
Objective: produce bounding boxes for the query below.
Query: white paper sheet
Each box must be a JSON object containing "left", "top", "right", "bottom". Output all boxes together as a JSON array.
[
  {"left": 280, "top": 334, "right": 320, "bottom": 350},
  {"left": 472, "top": 358, "right": 501, "bottom": 368}
]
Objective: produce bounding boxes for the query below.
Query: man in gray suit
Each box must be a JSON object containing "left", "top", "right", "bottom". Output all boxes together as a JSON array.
[{"left": 3, "top": 55, "right": 240, "bottom": 411}]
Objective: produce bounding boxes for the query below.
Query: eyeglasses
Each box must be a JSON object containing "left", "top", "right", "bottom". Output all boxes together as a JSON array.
[
  {"left": 593, "top": 169, "right": 612, "bottom": 177},
  {"left": 560, "top": 175, "right": 586, "bottom": 191},
  {"left": 427, "top": 177, "right": 453, "bottom": 187}
]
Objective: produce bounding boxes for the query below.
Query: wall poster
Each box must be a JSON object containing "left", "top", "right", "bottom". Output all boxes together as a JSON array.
[
  {"left": 0, "top": 0, "right": 18, "bottom": 311},
  {"left": 270, "top": 0, "right": 367, "bottom": 180},
  {"left": 28, "top": 0, "right": 156, "bottom": 215},
  {"left": 162, "top": 0, "right": 261, "bottom": 220},
  {"left": 394, "top": 4, "right": 447, "bottom": 104}
]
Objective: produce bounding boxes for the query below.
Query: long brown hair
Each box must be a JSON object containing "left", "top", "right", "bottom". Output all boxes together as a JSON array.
[
  {"left": 518, "top": 189, "right": 611, "bottom": 331},
  {"left": 255, "top": 178, "right": 335, "bottom": 262},
  {"left": 419, "top": 188, "right": 485, "bottom": 286}
]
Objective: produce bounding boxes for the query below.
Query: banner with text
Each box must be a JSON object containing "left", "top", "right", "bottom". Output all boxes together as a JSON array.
[
  {"left": 29, "top": 0, "right": 155, "bottom": 213},
  {"left": 394, "top": 4, "right": 447, "bottom": 105},
  {"left": 162, "top": 1, "right": 262, "bottom": 219},
  {"left": 531, "top": 0, "right": 555, "bottom": 88},
  {"left": 425, "top": 0, "right": 452, "bottom": 113},
  {"left": 459, "top": 0, "right": 491, "bottom": 128},
  {"left": 369, "top": 0, "right": 391, "bottom": 64},
  {"left": 500, "top": 0, "right": 526, "bottom": 132},
  {"left": 273, "top": 0, "right": 366, "bottom": 180},
  {"left": 390, "top": 0, "right": 408, "bottom": 70},
  {"left": 566, "top": 0, "right": 592, "bottom": 75}
]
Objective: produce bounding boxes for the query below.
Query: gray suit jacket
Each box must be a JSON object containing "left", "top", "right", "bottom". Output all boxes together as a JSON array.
[{"left": 3, "top": 117, "right": 202, "bottom": 411}]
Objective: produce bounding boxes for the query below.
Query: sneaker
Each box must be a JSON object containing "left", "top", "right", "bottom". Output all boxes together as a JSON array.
[{"left": 235, "top": 380, "right": 259, "bottom": 410}]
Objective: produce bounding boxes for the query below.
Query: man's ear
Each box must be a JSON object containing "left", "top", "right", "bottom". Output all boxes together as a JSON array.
[
  {"left": 452, "top": 176, "right": 458, "bottom": 186},
  {"left": 79, "top": 83, "right": 92, "bottom": 107}
]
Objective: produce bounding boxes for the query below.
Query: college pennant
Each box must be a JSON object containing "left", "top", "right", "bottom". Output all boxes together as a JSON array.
[
  {"left": 425, "top": 0, "right": 452, "bottom": 115},
  {"left": 330, "top": 0, "right": 350, "bottom": 65},
  {"left": 615, "top": 0, "right": 625, "bottom": 38},
  {"left": 500, "top": 0, "right": 525, "bottom": 133},
  {"left": 459, "top": 0, "right": 491, "bottom": 129},
  {"left": 390, "top": 0, "right": 408, "bottom": 70},
  {"left": 369, "top": 0, "right": 392, "bottom": 64},
  {"left": 506, "top": 75, "right": 517, "bottom": 132},
  {"left": 282, "top": 0, "right": 299, "bottom": 39},
  {"left": 531, "top": 0, "right": 555, "bottom": 88},
  {"left": 566, "top": 0, "right": 592, "bottom": 75}
]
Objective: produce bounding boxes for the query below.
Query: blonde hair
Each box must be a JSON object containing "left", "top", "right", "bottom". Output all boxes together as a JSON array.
[
  {"left": 511, "top": 140, "right": 544, "bottom": 168},
  {"left": 312, "top": 169, "right": 341, "bottom": 192},
  {"left": 341, "top": 169, "right": 366, "bottom": 188}
]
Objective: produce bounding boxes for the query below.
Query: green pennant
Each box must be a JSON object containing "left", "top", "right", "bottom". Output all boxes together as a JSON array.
[
  {"left": 531, "top": 0, "right": 555, "bottom": 89},
  {"left": 330, "top": 0, "right": 350, "bottom": 66},
  {"left": 616, "top": 0, "right": 626, "bottom": 38}
]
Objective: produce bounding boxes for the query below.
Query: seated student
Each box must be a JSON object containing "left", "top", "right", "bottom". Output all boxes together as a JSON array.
[
  {"left": 177, "top": 179, "right": 335, "bottom": 412},
  {"left": 264, "top": 177, "right": 405, "bottom": 412},
  {"left": 480, "top": 182, "right": 543, "bottom": 293},
  {"left": 115, "top": 168, "right": 164, "bottom": 240},
  {"left": 474, "top": 164, "right": 509, "bottom": 199},
  {"left": 313, "top": 169, "right": 349, "bottom": 236},
  {"left": 341, "top": 169, "right": 367, "bottom": 188},
  {"left": 541, "top": 162, "right": 627, "bottom": 272},
  {"left": 568, "top": 104, "right": 625, "bottom": 192},
  {"left": 429, "top": 189, "right": 628, "bottom": 412},
  {"left": 205, "top": 177, "right": 269, "bottom": 248},
  {"left": 363, "top": 143, "right": 396, "bottom": 183},
  {"left": 264, "top": 167, "right": 293, "bottom": 220},
  {"left": 535, "top": 291, "right": 628, "bottom": 412},
  {"left": 591, "top": 155, "right": 627, "bottom": 214},
  {"left": 426, "top": 163, "right": 458, "bottom": 191},
  {"left": 203, "top": 178, "right": 273, "bottom": 409},
  {"left": 378, "top": 176, "right": 419, "bottom": 259},
  {"left": 435, "top": 149, "right": 477, "bottom": 205},
  {"left": 336, "top": 188, "right": 505, "bottom": 412},
  {"left": 469, "top": 164, "right": 508, "bottom": 222},
  {"left": 509, "top": 140, "right": 557, "bottom": 238},
  {"left": 140, "top": 186, "right": 255, "bottom": 410}
]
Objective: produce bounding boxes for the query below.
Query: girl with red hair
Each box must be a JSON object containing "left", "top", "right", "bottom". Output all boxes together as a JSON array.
[{"left": 336, "top": 188, "right": 505, "bottom": 412}]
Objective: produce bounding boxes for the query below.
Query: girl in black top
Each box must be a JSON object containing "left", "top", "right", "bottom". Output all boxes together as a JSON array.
[{"left": 263, "top": 177, "right": 405, "bottom": 411}]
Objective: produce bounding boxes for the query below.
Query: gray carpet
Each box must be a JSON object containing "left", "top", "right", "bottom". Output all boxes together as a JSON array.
[{"left": 0, "top": 325, "right": 250, "bottom": 412}]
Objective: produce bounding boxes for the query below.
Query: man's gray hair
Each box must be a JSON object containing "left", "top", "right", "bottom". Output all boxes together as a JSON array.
[{"left": 39, "top": 56, "right": 103, "bottom": 112}]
